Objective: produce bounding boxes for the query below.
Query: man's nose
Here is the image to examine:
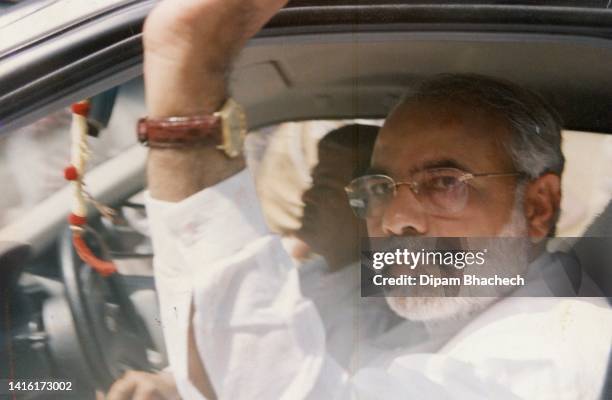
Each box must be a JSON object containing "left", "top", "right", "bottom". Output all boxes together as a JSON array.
[{"left": 381, "top": 186, "right": 428, "bottom": 236}]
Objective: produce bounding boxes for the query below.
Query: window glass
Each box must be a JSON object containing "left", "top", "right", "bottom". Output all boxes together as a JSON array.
[
  {"left": 559, "top": 131, "right": 612, "bottom": 236},
  {"left": 248, "top": 123, "right": 612, "bottom": 267},
  {"left": 0, "top": 78, "right": 145, "bottom": 227}
]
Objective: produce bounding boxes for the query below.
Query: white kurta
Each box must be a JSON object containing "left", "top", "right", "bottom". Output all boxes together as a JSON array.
[{"left": 145, "top": 170, "right": 612, "bottom": 400}]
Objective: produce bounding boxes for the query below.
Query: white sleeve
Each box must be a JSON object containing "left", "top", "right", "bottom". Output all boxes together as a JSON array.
[{"left": 145, "top": 170, "right": 349, "bottom": 399}]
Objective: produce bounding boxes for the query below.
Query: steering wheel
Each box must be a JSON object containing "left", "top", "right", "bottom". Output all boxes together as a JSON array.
[{"left": 58, "top": 227, "right": 156, "bottom": 390}]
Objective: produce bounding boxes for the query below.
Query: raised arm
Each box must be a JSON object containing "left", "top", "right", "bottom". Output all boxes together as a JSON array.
[
  {"left": 143, "top": 0, "right": 287, "bottom": 201},
  {"left": 142, "top": 2, "right": 288, "bottom": 398}
]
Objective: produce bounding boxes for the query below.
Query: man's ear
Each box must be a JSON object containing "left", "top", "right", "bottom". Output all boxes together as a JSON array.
[{"left": 523, "top": 173, "right": 562, "bottom": 239}]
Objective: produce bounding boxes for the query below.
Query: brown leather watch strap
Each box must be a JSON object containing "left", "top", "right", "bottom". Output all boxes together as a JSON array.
[{"left": 137, "top": 115, "right": 222, "bottom": 148}]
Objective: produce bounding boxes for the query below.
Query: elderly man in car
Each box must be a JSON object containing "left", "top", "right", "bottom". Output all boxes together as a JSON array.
[{"left": 127, "top": 0, "right": 612, "bottom": 399}]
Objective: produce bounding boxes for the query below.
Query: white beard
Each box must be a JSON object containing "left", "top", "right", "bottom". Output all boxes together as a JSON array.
[{"left": 385, "top": 195, "right": 529, "bottom": 322}]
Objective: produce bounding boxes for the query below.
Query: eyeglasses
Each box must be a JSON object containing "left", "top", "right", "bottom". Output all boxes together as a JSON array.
[{"left": 345, "top": 168, "right": 523, "bottom": 218}]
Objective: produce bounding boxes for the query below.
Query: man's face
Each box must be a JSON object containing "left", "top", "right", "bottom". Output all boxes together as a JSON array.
[
  {"left": 368, "top": 100, "right": 519, "bottom": 238},
  {"left": 369, "top": 99, "right": 529, "bottom": 321},
  {"left": 296, "top": 142, "right": 362, "bottom": 267}
]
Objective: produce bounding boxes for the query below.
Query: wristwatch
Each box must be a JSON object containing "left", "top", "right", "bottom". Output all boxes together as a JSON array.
[{"left": 137, "top": 98, "right": 246, "bottom": 158}]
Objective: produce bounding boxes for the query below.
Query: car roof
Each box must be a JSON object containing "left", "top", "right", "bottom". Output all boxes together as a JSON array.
[
  {"left": 0, "top": 0, "right": 133, "bottom": 55},
  {"left": 1, "top": 0, "right": 612, "bottom": 135}
]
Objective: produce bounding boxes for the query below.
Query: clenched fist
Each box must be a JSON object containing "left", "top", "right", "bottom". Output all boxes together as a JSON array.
[{"left": 143, "top": 0, "right": 287, "bottom": 117}]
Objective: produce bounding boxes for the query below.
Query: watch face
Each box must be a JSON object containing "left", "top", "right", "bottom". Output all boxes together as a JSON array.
[{"left": 223, "top": 100, "right": 246, "bottom": 157}]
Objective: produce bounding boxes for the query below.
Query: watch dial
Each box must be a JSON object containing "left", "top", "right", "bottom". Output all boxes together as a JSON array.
[{"left": 226, "top": 104, "right": 246, "bottom": 155}]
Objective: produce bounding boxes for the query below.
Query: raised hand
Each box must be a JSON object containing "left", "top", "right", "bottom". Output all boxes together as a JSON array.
[{"left": 143, "top": 0, "right": 287, "bottom": 117}]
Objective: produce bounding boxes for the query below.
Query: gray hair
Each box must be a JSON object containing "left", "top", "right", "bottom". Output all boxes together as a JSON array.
[{"left": 401, "top": 73, "right": 565, "bottom": 179}]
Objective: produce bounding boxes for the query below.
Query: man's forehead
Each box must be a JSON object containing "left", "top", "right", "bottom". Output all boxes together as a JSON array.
[
  {"left": 382, "top": 98, "right": 507, "bottom": 134},
  {"left": 372, "top": 99, "right": 513, "bottom": 174}
]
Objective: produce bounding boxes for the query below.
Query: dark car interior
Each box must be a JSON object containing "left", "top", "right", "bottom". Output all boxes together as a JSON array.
[{"left": 1, "top": 1, "right": 611, "bottom": 398}]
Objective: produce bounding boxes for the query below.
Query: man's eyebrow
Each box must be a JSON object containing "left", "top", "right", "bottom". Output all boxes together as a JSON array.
[
  {"left": 364, "top": 159, "right": 473, "bottom": 178},
  {"left": 412, "top": 159, "right": 474, "bottom": 174}
]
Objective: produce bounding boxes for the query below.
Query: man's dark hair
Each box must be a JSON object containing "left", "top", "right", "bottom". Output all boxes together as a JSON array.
[
  {"left": 401, "top": 73, "right": 565, "bottom": 179},
  {"left": 318, "top": 124, "right": 379, "bottom": 179}
]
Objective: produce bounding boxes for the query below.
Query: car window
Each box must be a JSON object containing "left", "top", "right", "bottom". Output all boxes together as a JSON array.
[
  {"left": 2, "top": 87, "right": 610, "bottom": 239},
  {"left": 559, "top": 131, "right": 612, "bottom": 236},
  {"left": 249, "top": 123, "right": 612, "bottom": 245},
  {"left": 0, "top": 77, "right": 145, "bottom": 228}
]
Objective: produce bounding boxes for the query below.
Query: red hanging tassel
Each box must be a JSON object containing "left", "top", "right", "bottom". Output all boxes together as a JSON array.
[
  {"left": 71, "top": 101, "right": 91, "bottom": 117},
  {"left": 72, "top": 234, "right": 117, "bottom": 277},
  {"left": 64, "top": 165, "right": 79, "bottom": 181},
  {"left": 67, "top": 99, "right": 118, "bottom": 277}
]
